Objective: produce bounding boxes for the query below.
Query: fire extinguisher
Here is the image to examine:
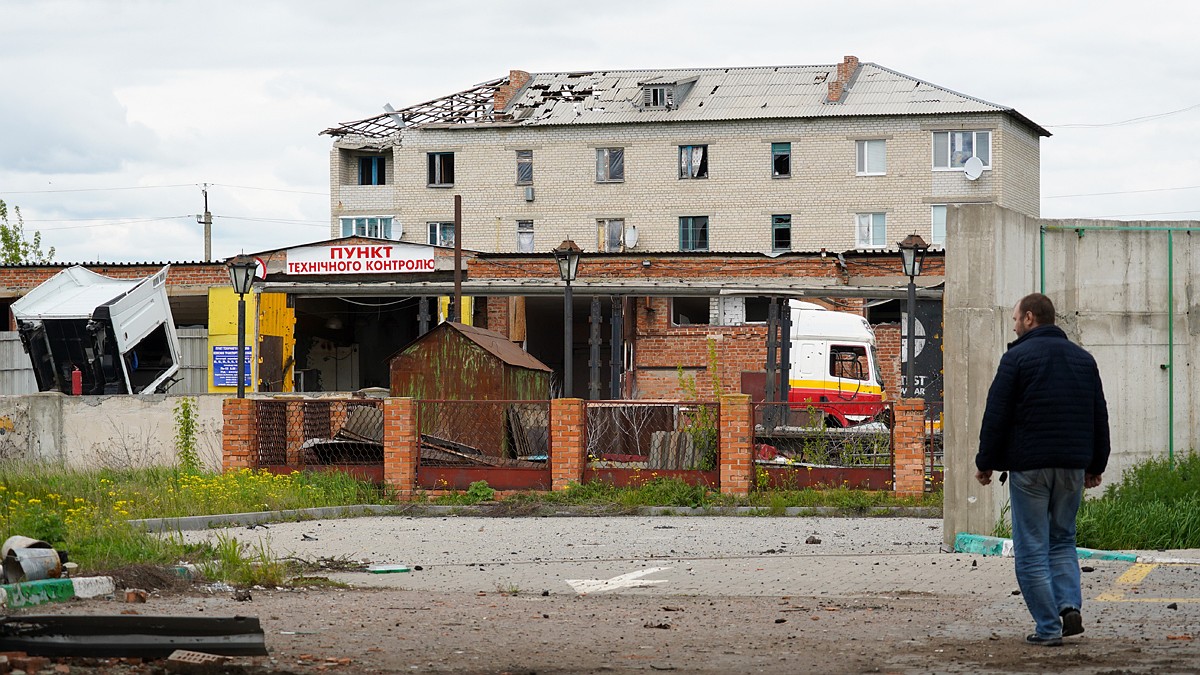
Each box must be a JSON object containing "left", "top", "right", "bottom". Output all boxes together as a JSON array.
[{"left": 71, "top": 365, "right": 82, "bottom": 396}]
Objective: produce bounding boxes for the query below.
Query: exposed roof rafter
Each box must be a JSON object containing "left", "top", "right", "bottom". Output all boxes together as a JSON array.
[{"left": 321, "top": 78, "right": 506, "bottom": 138}]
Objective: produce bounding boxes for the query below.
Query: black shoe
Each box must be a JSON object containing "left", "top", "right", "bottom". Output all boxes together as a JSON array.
[
  {"left": 1026, "top": 633, "right": 1063, "bottom": 647},
  {"left": 1061, "top": 608, "right": 1084, "bottom": 637}
]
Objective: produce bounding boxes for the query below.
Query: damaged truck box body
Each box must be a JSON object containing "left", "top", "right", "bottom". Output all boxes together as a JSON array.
[{"left": 12, "top": 265, "right": 182, "bottom": 395}]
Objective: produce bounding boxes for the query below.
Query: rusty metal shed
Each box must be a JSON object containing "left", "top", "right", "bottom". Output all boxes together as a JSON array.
[{"left": 389, "top": 321, "right": 551, "bottom": 400}]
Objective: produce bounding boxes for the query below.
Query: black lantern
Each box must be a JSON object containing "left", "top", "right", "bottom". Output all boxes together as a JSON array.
[
  {"left": 896, "top": 234, "right": 929, "bottom": 399},
  {"left": 552, "top": 240, "right": 583, "bottom": 397},
  {"left": 226, "top": 255, "right": 258, "bottom": 398}
]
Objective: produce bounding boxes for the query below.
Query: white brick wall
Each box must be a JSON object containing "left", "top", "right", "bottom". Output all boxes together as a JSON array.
[{"left": 329, "top": 113, "right": 1041, "bottom": 253}]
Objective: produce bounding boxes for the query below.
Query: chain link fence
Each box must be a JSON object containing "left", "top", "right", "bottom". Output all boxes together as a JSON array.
[
  {"left": 415, "top": 400, "right": 550, "bottom": 468},
  {"left": 253, "top": 398, "right": 385, "bottom": 468},
  {"left": 586, "top": 401, "right": 720, "bottom": 471},
  {"left": 753, "top": 402, "right": 893, "bottom": 467},
  {"left": 926, "top": 401, "right": 944, "bottom": 490}
]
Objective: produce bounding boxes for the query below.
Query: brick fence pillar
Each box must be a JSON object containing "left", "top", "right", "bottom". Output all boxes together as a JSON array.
[
  {"left": 285, "top": 400, "right": 304, "bottom": 467},
  {"left": 222, "top": 398, "right": 257, "bottom": 472},
  {"left": 893, "top": 398, "right": 926, "bottom": 495},
  {"left": 550, "top": 398, "right": 586, "bottom": 490},
  {"left": 719, "top": 394, "right": 753, "bottom": 496},
  {"left": 384, "top": 397, "right": 418, "bottom": 498}
]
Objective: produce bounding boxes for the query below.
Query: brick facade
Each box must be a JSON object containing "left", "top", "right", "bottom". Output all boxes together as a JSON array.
[
  {"left": 221, "top": 398, "right": 257, "bottom": 471},
  {"left": 383, "top": 397, "right": 418, "bottom": 496},
  {"left": 718, "top": 394, "right": 753, "bottom": 496},
  {"left": 550, "top": 397, "right": 586, "bottom": 490},
  {"left": 331, "top": 112, "right": 1039, "bottom": 255}
]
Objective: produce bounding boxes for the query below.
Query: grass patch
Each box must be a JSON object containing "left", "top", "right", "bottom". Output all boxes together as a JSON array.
[
  {"left": 1077, "top": 452, "right": 1200, "bottom": 550},
  {"left": 0, "top": 462, "right": 389, "bottom": 573}
]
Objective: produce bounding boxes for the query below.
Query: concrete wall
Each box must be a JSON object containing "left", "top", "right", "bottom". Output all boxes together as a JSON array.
[
  {"left": 0, "top": 393, "right": 227, "bottom": 471},
  {"left": 331, "top": 111, "right": 1039, "bottom": 254},
  {"left": 944, "top": 204, "right": 1200, "bottom": 545}
]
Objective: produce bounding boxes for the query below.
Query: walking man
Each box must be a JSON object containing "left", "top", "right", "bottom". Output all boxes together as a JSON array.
[{"left": 975, "top": 293, "right": 1111, "bottom": 646}]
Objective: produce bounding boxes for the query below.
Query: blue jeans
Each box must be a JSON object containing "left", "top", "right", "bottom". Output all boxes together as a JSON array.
[{"left": 1008, "top": 468, "right": 1085, "bottom": 638}]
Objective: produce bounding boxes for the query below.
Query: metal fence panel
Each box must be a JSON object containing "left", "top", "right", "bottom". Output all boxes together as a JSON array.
[
  {"left": 416, "top": 400, "right": 550, "bottom": 468},
  {"left": 586, "top": 401, "right": 720, "bottom": 471},
  {"left": 753, "top": 402, "right": 893, "bottom": 467}
]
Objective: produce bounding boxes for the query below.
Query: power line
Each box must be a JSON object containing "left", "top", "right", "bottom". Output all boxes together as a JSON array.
[
  {"left": 31, "top": 216, "right": 192, "bottom": 231},
  {"left": 211, "top": 183, "right": 329, "bottom": 197},
  {"left": 1044, "top": 184, "right": 1200, "bottom": 199},
  {"left": 216, "top": 215, "right": 327, "bottom": 227},
  {"left": 1046, "top": 102, "right": 1200, "bottom": 128},
  {"left": 1061, "top": 209, "right": 1200, "bottom": 219},
  {"left": 0, "top": 184, "right": 196, "bottom": 195}
]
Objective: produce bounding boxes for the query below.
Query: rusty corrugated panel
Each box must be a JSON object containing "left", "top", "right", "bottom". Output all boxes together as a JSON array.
[
  {"left": 389, "top": 322, "right": 550, "bottom": 401},
  {"left": 447, "top": 322, "right": 552, "bottom": 372}
]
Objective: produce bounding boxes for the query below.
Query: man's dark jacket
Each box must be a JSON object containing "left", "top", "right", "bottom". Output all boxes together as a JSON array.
[{"left": 976, "top": 324, "right": 1110, "bottom": 474}]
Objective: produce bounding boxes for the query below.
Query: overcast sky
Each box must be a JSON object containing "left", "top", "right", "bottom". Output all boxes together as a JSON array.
[{"left": 1, "top": 0, "right": 1197, "bottom": 263}]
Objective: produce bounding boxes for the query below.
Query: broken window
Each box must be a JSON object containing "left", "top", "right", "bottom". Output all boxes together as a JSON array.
[
  {"left": 679, "top": 216, "right": 709, "bottom": 252},
  {"left": 427, "top": 152, "right": 455, "bottom": 185},
  {"left": 516, "top": 150, "right": 533, "bottom": 185},
  {"left": 855, "top": 212, "right": 886, "bottom": 248},
  {"left": 596, "top": 148, "right": 624, "bottom": 182},
  {"left": 340, "top": 216, "right": 393, "bottom": 239},
  {"left": 830, "top": 345, "right": 870, "bottom": 381},
  {"left": 643, "top": 86, "right": 674, "bottom": 109},
  {"left": 598, "top": 218, "right": 625, "bottom": 252},
  {"left": 744, "top": 297, "right": 773, "bottom": 323},
  {"left": 679, "top": 145, "right": 708, "bottom": 179},
  {"left": 358, "top": 156, "right": 386, "bottom": 185},
  {"left": 856, "top": 139, "right": 886, "bottom": 175},
  {"left": 933, "top": 130, "right": 991, "bottom": 170},
  {"left": 517, "top": 220, "right": 534, "bottom": 253},
  {"left": 671, "top": 297, "right": 711, "bottom": 326},
  {"left": 772, "top": 142, "right": 791, "bottom": 178},
  {"left": 428, "top": 221, "right": 455, "bottom": 247},
  {"left": 772, "top": 214, "right": 791, "bottom": 252}
]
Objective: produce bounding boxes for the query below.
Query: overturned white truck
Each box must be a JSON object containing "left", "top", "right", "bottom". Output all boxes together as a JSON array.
[{"left": 12, "top": 266, "right": 182, "bottom": 395}]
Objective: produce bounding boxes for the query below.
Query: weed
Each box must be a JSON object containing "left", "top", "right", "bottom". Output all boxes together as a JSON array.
[
  {"left": 174, "top": 397, "right": 200, "bottom": 474},
  {"left": 198, "top": 533, "right": 287, "bottom": 587},
  {"left": 435, "top": 480, "right": 496, "bottom": 506},
  {"left": 495, "top": 581, "right": 520, "bottom": 595}
]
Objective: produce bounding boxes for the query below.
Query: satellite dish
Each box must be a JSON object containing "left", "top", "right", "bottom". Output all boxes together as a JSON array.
[
  {"left": 963, "top": 156, "right": 984, "bottom": 181},
  {"left": 624, "top": 225, "right": 639, "bottom": 248}
]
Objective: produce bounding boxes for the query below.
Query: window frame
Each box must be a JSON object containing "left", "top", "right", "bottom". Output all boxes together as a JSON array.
[
  {"left": 855, "top": 139, "right": 886, "bottom": 176},
  {"left": 427, "top": 221, "right": 455, "bottom": 247},
  {"left": 931, "top": 205, "right": 947, "bottom": 247},
  {"left": 679, "top": 215, "right": 710, "bottom": 252},
  {"left": 340, "top": 216, "right": 393, "bottom": 239},
  {"left": 357, "top": 155, "right": 386, "bottom": 186},
  {"left": 771, "top": 142, "right": 791, "bottom": 178},
  {"left": 771, "top": 214, "right": 792, "bottom": 252},
  {"left": 516, "top": 219, "right": 534, "bottom": 253},
  {"left": 854, "top": 212, "right": 887, "bottom": 249},
  {"left": 678, "top": 144, "right": 709, "bottom": 180},
  {"left": 932, "top": 130, "right": 992, "bottom": 171},
  {"left": 671, "top": 296, "right": 711, "bottom": 326},
  {"left": 596, "top": 147, "right": 625, "bottom": 183},
  {"left": 427, "top": 152, "right": 455, "bottom": 186},
  {"left": 597, "top": 218, "right": 625, "bottom": 253},
  {"left": 515, "top": 150, "right": 533, "bottom": 185}
]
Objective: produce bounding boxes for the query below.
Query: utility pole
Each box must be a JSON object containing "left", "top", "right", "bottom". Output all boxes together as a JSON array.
[{"left": 197, "top": 184, "right": 213, "bottom": 262}]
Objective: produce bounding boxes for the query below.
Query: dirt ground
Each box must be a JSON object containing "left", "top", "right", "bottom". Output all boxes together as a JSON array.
[{"left": 9, "top": 583, "right": 1200, "bottom": 675}]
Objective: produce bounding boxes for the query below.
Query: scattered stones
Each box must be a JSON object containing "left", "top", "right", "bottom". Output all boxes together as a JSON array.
[{"left": 805, "top": 536, "right": 822, "bottom": 545}]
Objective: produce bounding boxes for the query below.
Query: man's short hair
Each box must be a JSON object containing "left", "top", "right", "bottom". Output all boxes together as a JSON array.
[{"left": 1018, "top": 293, "right": 1056, "bottom": 326}]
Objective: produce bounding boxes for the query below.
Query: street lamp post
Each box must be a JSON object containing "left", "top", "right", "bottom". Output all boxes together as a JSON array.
[
  {"left": 552, "top": 240, "right": 582, "bottom": 398},
  {"left": 897, "top": 234, "right": 929, "bottom": 399},
  {"left": 227, "top": 255, "right": 258, "bottom": 398}
]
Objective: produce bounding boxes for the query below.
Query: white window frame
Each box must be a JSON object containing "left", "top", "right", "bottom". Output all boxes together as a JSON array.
[
  {"left": 855, "top": 212, "right": 887, "bottom": 249},
  {"left": 516, "top": 220, "right": 534, "bottom": 253},
  {"left": 932, "top": 130, "right": 992, "bottom": 171},
  {"left": 340, "top": 216, "right": 393, "bottom": 239},
  {"left": 931, "top": 205, "right": 947, "bottom": 247},
  {"left": 596, "top": 147, "right": 624, "bottom": 182},
  {"left": 856, "top": 139, "right": 886, "bottom": 176},
  {"left": 428, "top": 221, "right": 455, "bottom": 247},
  {"left": 427, "top": 152, "right": 455, "bottom": 186},
  {"left": 598, "top": 218, "right": 625, "bottom": 252}
]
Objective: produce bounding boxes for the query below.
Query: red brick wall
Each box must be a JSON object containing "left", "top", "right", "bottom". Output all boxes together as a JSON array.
[
  {"left": 384, "top": 397, "right": 417, "bottom": 497},
  {"left": 874, "top": 323, "right": 902, "bottom": 401},
  {"left": 550, "top": 398, "right": 585, "bottom": 490},
  {"left": 719, "top": 394, "right": 753, "bottom": 496},
  {"left": 892, "top": 398, "right": 925, "bottom": 495},
  {"left": 0, "top": 263, "right": 227, "bottom": 296},
  {"left": 222, "top": 398, "right": 257, "bottom": 471}
]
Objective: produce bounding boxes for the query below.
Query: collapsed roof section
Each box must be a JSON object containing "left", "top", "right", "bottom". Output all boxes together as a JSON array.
[{"left": 321, "top": 58, "right": 1048, "bottom": 140}]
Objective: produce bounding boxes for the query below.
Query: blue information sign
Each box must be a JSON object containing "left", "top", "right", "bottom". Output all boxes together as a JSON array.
[{"left": 213, "top": 345, "right": 253, "bottom": 387}]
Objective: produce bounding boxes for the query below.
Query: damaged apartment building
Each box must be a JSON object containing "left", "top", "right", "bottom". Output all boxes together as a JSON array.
[{"left": 296, "top": 55, "right": 1047, "bottom": 401}]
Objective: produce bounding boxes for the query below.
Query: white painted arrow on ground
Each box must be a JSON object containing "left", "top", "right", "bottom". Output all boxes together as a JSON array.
[{"left": 566, "top": 567, "right": 672, "bottom": 595}]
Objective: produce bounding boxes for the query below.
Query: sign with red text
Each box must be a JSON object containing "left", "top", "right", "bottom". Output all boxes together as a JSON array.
[{"left": 286, "top": 243, "right": 436, "bottom": 275}]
